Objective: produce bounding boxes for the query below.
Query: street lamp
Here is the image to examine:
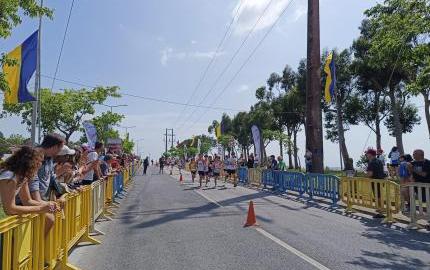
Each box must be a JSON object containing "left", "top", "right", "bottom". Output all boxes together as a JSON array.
[
  {"left": 119, "top": 125, "right": 136, "bottom": 136},
  {"left": 135, "top": 138, "right": 144, "bottom": 157},
  {"left": 100, "top": 103, "right": 128, "bottom": 112}
]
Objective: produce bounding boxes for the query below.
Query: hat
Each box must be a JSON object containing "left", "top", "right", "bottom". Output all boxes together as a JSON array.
[
  {"left": 365, "top": 149, "right": 377, "bottom": 156},
  {"left": 58, "top": 145, "right": 76, "bottom": 156}
]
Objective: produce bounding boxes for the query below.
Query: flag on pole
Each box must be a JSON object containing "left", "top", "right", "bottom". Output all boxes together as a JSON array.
[
  {"left": 2, "top": 31, "right": 38, "bottom": 104},
  {"left": 215, "top": 123, "right": 222, "bottom": 140},
  {"left": 324, "top": 51, "right": 336, "bottom": 103}
]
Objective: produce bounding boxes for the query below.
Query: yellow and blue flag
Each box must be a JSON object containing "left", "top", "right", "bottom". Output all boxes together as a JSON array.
[
  {"left": 3, "top": 31, "right": 38, "bottom": 104},
  {"left": 324, "top": 51, "right": 336, "bottom": 103}
]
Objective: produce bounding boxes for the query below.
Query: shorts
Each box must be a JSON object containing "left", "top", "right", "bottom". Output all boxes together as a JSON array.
[
  {"left": 227, "top": 169, "right": 236, "bottom": 175},
  {"left": 213, "top": 172, "right": 220, "bottom": 177},
  {"left": 198, "top": 171, "right": 205, "bottom": 176}
]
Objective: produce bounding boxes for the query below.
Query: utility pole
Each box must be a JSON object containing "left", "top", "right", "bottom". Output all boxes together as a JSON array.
[
  {"left": 305, "top": 0, "right": 324, "bottom": 173},
  {"left": 163, "top": 129, "right": 175, "bottom": 154},
  {"left": 164, "top": 129, "right": 168, "bottom": 155}
]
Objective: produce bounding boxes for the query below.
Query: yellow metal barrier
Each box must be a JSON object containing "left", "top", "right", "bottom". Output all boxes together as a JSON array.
[
  {"left": 0, "top": 186, "right": 101, "bottom": 270},
  {"left": 248, "top": 167, "right": 263, "bottom": 187},
  {"left": 405, "top": 182, "right": 430, "bottom": 228},
  {"left": 340, "top": 177, "right": 400, "bottom": 223}
]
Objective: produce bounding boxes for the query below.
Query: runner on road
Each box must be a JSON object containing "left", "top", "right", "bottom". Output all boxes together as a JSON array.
[
  {"left": 230, "top": 153, "right": 238, "bottom": 187},
  {"left": 213, "top": 155, "right": 222, "bottom": 187},
  {"left": 189, "top": 157, "right": 197, "bottom": 183},
  {"left": 197, "top": 154, "right": 206, "bottom": 188},
  {"left": 159, "top": 157, "right": 164, "bottom": 174}
]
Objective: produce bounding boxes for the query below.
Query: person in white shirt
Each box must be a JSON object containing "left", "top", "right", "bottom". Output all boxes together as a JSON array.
[{"left": 82, "top": 142, "right": 103, "bottom": 185}]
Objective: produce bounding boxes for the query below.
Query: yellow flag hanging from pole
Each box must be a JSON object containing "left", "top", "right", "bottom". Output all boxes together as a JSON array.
[{"left": 324, "top": 51, "right": 336, "bottom": 104}]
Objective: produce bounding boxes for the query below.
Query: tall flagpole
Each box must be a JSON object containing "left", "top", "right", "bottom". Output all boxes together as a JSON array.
[
  {"left": 31, "top": 0, "right": 43, "bottom": 145},
  {"left": 37, "top": 0, "right": 43, "bottom": 143}
]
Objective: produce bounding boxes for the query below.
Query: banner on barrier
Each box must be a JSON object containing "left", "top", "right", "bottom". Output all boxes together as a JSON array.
[{"left": 251, "top": 125, "right": 263, "bottom": 165}]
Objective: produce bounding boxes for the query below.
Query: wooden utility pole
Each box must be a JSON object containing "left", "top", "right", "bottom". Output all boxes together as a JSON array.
[{"left": 305, "top": 0, "right": 324, "bottom": 173}]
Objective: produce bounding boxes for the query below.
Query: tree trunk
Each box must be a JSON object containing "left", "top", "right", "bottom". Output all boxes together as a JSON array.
[
  {"left": 336, "top": 99, "right": 353, "bottom": 170},
  {"left": 388, "top": 88, "right": 404, "bottom": 154},
  {"left": 287, "top": 129, "right": 293, "bottom": 169},
  {"left": 293, "top": 129, "right": 299, "bottom": 169},
  {"left": 423, "top": 92, "right": 430, "bottom": 140},
  {"left": 375, "top": 117, "right": 382, "bottom": 151}
]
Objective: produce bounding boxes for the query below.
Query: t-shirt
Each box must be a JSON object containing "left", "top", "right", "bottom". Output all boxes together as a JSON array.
[
  {"left": 213, "top": 161, "right": 222, "bottom": 173},
  {"left": 389, "top": 151, "right": 401, "bottom": 165},
  {"left": 367, "top": 158, "right": 385, "bottom": 179},
  {"left": 189, "top": 161, "right": 197, "bottom": 171},
  {"left": 0, "top": 170, "right": 22, "bottom": 197},
  {"left": 197, "top": 159, "right": 205, "bottom": 172},
  {"left": 411, "top": 159, "right": 430, "bottom": 183},
  {"left": 399, "top": 161, "right": 410, "bottom": 178},
  {"left": 247, "top": 158, "right": 254, "bottom": 169},
  {"left": 29, "top": 158, "right": 55, "bottom": 198},
  {"left": 83, "top": 152, "right": 98, "bottom": 181}
]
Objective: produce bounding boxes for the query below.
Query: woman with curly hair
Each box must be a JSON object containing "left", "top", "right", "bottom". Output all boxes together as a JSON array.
[{"left": 0, "top": 146, "right": 58, "bottom": 219}]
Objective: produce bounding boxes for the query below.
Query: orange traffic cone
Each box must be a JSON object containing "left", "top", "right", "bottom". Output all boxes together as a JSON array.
[{"left": 244, "top": 201, "right": 258, "bottom": 227}]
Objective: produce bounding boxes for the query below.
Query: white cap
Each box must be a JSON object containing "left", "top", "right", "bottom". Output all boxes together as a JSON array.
[{"left": 58, "top": 145, "right": 76, "bottom": 156}]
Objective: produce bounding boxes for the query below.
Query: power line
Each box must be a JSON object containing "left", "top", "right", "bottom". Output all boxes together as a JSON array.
[
  {"left": 172, "top": 0, "right": 245, "bottom": 129},
  {"left": 40, "top": 74, "right": 244, "bottom": 112},
  {"left": 50, "top": 0, "right": 76, "bottom": 91},
  {"left": 186, "top": 0, "right": 296, "bottom": 131},
  {"left": 176, "top": 0, "right": 276, "bottom": 132}
]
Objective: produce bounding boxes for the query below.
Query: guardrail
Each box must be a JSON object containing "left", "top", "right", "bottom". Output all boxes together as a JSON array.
[
  {"left": 405, "top": 182, "right": 430, "bottom": 229},
  {"left": 0, "top": 163, "right": 138, "bottom": 270},
  {"left": 306, "top": 174, "right": 340, "bottom": 205},
  {"left": 340, "top": 177, "right": 400, "bottom": 223},
  {"left": 238, "top": 167, "right": 248, "bottom": 184}
]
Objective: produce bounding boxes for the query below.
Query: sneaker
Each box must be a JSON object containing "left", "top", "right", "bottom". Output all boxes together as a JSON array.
[{"left": 373, "top": 213, "right": 385, "bottom": 219}]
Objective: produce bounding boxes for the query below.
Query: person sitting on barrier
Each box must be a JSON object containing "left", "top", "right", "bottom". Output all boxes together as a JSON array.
[
  {"left": 0, "top": 146, "right": 57, "bottom": 218},
  {"left": 277, "top": 156, "right": 286, "bottom": 171},
  {"left": 399, "top": 154, "right": 413, "bottom": 213},
  {"left": 366, "top": 148, "right": 386, "bottom": 219}
]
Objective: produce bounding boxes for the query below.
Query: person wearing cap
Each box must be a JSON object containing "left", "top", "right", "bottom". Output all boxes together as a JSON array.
[{"left": 366, "top": 148, "right": 386, "bottom": 219}]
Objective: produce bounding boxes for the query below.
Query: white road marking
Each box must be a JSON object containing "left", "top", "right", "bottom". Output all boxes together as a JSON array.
[
  {"left": 193, "top": 187, "right": 332, "bottom": 270},
  {"left": 194, "top": 189, "right": 223, "bottom": 207},
  {"left": 255, "top": 227, "right": 331, "bottom": 270}
]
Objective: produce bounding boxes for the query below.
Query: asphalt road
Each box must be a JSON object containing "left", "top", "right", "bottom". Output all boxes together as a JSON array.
[{"left": 69, "top": 167, "right": 430, "bottom": 270}]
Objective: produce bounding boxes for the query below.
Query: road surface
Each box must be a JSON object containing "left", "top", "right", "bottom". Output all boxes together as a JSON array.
[{"left": 69, "top": 167, "right": 430, "bottom": 270}]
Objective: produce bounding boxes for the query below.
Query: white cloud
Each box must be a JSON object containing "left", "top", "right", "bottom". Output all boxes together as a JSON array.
[
  {"left": 232, "top": 0, "right": 306, "bottom": 35},
  {"left": 236, "top": 84, "right": 250, "bottom": 93},
  {"left": 160, "top": 47, "right": 225, "bottom": 66},
  {"left": 191, "top": 40, "right": 197, "bottom": 45}
]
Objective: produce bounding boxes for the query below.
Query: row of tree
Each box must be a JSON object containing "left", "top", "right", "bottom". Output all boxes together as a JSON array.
[{"left": 205, "top": 0, "right": 429, "bottom": 170}]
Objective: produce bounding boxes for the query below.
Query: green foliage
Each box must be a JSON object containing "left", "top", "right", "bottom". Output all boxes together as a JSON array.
[
  {"left": 0, "top": 133, "right": 27, "bottom": 154},
  {"left": 122, "top": 133, "right": 134, "bottom": 154},
  {"left": 1, "top": 87, "right": 120, "bottom": 142},
  {"left": 384, "top": 103, "right": 421, "bottom": 135},
  {"left": 88, "top": 111, "right": 124, "bottom": 143},
  {"left": 0, "top": 0, "right": 53, "bottom": 39}
]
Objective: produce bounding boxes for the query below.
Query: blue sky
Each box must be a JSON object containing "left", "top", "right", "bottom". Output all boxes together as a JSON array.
[{"left": 1, "top": 0, "right": 428, "bottom": 167}]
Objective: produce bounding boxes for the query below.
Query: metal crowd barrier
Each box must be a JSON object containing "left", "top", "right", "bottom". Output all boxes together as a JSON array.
[
  {"left": 306, "top": 174, "right": 340, "bottom": 205},
  {"left": 238, "top": 167, "right": 248, "bottom": 184},
  {"left": 248, "top": 167, "right": 263, "bottom": 187},
  {"left": 0, "top": 164, "right": 137, "bottom": 270},
  {"left": 405, "top": 182, "right": 430, "bottom": 228},
  {"left": 341, "top": 177, "right": 400, "bottom": 223}
]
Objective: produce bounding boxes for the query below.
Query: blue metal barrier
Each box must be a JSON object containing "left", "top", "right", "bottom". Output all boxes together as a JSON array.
[
  {"left": 280, "top": 172, "right": 306, "bottom": 195},
  {"left": 306, "top": 174, "right": 340, "bottom": 205},
  {"left": 262, "top": 170, "right": 275, "bottom": 189},
  {"left": 238, "top": 167, "right": 248, "bottom": 184}
]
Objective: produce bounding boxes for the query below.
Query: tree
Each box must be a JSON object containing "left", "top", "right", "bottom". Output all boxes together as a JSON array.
[
  {"left": 384, "top": 103, "right": 421, "bottom": 136},
  {"left": 1, "top": 87, "right": 120, "bottom": 142},
  {"left": 122, "top": 133, "right": 134, "bottom": 154},
  {"left": 323, "top": 49, "right": 357, "bottom": 170},
  {"left": 361, "top": 0, "right": 429, "bottom": 154},
  {"left": 0, "top": 133, "right": 27, "bottom": 154},
  {"left": 88, "top": 111, "right": 124, "bottom": 143}
]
